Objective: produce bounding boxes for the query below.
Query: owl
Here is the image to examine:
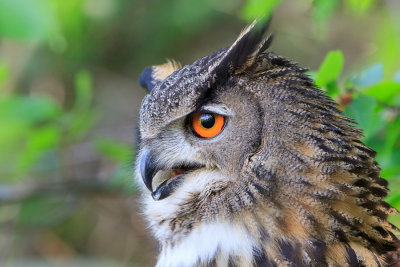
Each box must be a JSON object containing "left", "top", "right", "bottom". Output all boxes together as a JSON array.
[{"left": 135, "top": 20, "right": 400, "bottom": 267}]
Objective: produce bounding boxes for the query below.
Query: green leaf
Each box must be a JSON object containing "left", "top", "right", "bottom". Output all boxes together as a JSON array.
[
  {"left": 343, "top": 96, "right": 386, "bottom": 141},
  {"left": 363, "top": 81, "right": 400, "bottom": 105},
  {"left": 315, "top": 50, "right": 344, "bottom": 87},
  {"left": 325, "top": 81, "right": 341, "bottom": 99},
  {"left": 379, "top": 119, "right": 400, "bottom": 176},
  {"left": 240, "top": 0, "right": 282, "bottom": 21},
  {"left": 0, "top": 0, "right": 57, "bottom": 40}
]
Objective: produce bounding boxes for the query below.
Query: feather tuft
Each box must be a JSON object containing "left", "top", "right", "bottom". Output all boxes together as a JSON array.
[
  {"left": 139, "top": 59, "right": 182, "bottom": 92},
  {"left": 211, "top": 18, "right": 273, "bottom": 82}
]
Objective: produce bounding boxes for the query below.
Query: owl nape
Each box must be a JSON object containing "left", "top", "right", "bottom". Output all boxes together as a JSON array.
[{"left": 136, "top": 19, "right": 400, "bottom": 267}]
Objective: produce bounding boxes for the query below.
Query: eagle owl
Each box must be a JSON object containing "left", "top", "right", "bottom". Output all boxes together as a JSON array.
[{"left": 135, "top": 20, "right": 400, "bottom": 266}]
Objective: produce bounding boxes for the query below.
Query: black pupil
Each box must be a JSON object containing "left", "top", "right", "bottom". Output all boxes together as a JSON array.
[{"left": 200, "top": 113, "right": 215, "bottom": 129}]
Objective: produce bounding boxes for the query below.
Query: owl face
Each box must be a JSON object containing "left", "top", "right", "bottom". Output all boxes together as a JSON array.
[
  {"left": 138, "top": 81, "right": 262, "bottom": 197},
  {"left": 136, "top": 58, "right": 266, "bottom": 238},
  {"left": 136, "top": 22, "right": 270, "bottom": 217}
]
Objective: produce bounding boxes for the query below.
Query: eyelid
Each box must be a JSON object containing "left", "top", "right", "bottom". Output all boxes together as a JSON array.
[{"left": 196, "top": 105, "right": 233, "bottom": 117}]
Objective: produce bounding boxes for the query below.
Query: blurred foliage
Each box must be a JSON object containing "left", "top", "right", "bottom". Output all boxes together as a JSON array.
[
  {"left": 0, "top": 70, "right": 96, "bottom": 180},
  {"left": 0, "top": 0, "right": 399, "bottom": 265},
  {"left": 313, "top": 48, "right": 400, "bottom": 208},
  {"left": 314, "top": 50, "right": 344, "bottom": 98},
  {"left": 0, "top": 0, "right": 57, "bottom": 40},
  {"left": 240, "top": 0, "right": 281, "bottom": 20}
]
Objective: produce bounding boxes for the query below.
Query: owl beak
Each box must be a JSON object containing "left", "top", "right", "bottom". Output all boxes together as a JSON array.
[
  {"left": 139, "top": 148, "right": 158, "bottom": 192},
  {"left": 139, "top": 148, "right": 205, "bottom": 200}
]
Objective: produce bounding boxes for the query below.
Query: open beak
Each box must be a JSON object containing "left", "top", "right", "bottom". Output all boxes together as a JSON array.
[{"left": 139, "top": 148, "right": 204, "bottom": 201}]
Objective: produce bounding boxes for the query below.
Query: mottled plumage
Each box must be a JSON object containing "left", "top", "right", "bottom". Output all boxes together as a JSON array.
[{"left": 136, "top": 20, "right": 400, "bottom": 266}]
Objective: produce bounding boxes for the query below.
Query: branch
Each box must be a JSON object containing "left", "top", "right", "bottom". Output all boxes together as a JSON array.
[{"left": 0, "top": 179, "right": 125, "bottom": 205}]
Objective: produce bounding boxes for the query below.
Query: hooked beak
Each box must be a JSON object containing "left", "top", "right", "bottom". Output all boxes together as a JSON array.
[
  {"left": 139, "top": 147, "right": 205, "bottom": 201},
  {"left": 139, "top": 148, "right": 158, "bottom": 192}
]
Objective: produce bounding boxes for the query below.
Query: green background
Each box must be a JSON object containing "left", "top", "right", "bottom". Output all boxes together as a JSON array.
[{"left": 0, "top": 0, "right": 399, "bottom": 266}]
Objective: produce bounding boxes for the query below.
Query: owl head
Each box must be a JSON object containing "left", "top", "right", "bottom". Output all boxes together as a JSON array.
[{"left": 136, "top": 20, "right": 399, "bottom": 266}]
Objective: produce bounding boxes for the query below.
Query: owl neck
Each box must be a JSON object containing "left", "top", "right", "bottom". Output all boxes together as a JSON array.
[{"left": 155, "top": 219, "right": 259, "bottom": 267}]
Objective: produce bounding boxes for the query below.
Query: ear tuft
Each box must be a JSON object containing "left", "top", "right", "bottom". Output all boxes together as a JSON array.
[
  {"left": 153, "top": 59, "right": 182, "bottom": 82},
  {"left": 211, "top": 18, "right": 273, "bottom": 80},
  {"left": 139, "top": 59, "right": 182, "bottom": 92}
]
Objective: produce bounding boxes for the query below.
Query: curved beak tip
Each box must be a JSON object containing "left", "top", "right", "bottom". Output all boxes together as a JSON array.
[{"left": 139, "top": 148, "right": 155, "bottom": 192}]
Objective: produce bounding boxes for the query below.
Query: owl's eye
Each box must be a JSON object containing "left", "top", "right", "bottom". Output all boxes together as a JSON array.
[{"left": 191, "top": 113, "right": 225, "bottom": 138}]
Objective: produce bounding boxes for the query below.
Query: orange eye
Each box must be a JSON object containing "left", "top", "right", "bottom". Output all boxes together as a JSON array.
[{"left": 192, "top": 113, "right": 225, "bottom": 138}]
